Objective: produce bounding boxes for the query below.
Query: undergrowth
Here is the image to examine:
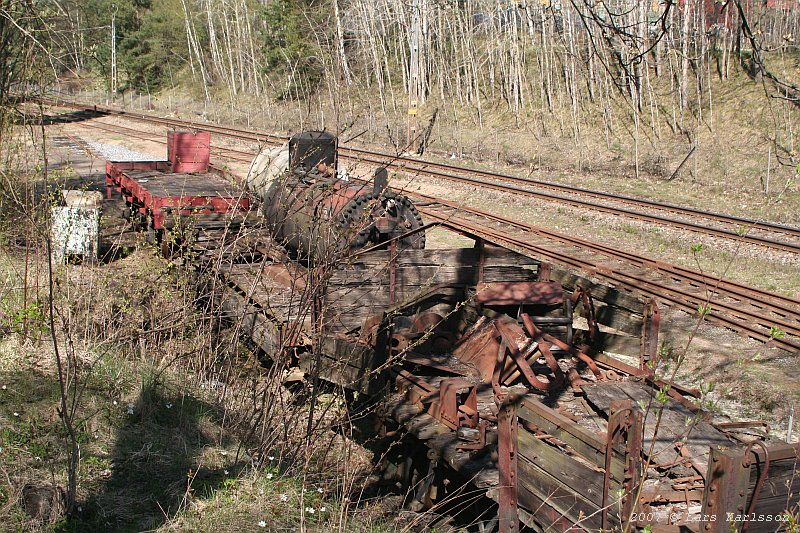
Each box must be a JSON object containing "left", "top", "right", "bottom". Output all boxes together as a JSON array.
[{"left": 0, "top": 238, "right": 398, "bottom": 532}]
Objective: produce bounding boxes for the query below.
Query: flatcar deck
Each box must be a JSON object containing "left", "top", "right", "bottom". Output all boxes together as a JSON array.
[
  {"left": 121, "top": 170, "right": 244, "bottom": 199},
  {"left": 104, "top": 131, "right": 253, "bottom": 231}
]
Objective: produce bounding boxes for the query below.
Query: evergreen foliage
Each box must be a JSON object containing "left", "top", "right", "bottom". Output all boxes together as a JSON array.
[
  {"left": 261, "top": 0, "right": 326, "bottom": 100},
  {"left": 79, "top": 0, "right": 189, "bottom": 92}
]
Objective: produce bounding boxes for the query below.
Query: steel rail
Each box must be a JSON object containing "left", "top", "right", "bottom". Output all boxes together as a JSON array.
[
  {"left": 443, "top": 200, "right": 800, "bottom": 318},
  {"left": 60, "top": 108, "right": 800, "bottom": 318},
  {"left": 416, "top": 202, "right": 800, "bottom": 352},
  {"left": 415, "top": 194, "right": 800, "bottom": 318},
  {"left": 43, "top": 101, "right": 800, "bottom": 351},
  {"left": 36, "top": 97, "right": 800, "bottom": 254},
  {"left": 356, "top": 151, "right": 800, "bottom": 237},
  {"left": 344, "top": 151, "right": 800, "bottom": 254}
]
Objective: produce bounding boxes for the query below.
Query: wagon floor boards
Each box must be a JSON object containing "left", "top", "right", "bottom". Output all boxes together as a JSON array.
[
  {"left": 124, "top": 170, "right": 243, "bottom": 199},
  {"left": 583, "top": 380, "right": 732, "bottom": 476}
]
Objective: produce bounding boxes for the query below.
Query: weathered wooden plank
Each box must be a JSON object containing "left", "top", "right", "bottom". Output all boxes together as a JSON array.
[
  {"left": 163, "top": 211, "right": 261, "bottom": 230},
  {"left": 224, "top": 265, "right": 307, "bottom": 293},
  {"left": 328, "top": 264, "right": 537, "bottom": 289},
  {"left": 517, "top": 458, "right": 618, "bottom": 531},
  {"left": 518, "top": 400, "right": 626, "bottom": 482},
  {"left": 749, "top": 456, "right": 800, "bottom": 518},
  {"left": 593, "top": 330, "right": 642, "bottom": 357},
  {"left": 350, "top": 246, "right": 538, "bottom": 269},
  {"left": 549, "top": 268, "right": 643, "bottom": 313},
  {"left": 402, "top": 410, "right": 453, "bottom": 441},
  {"left": 322, "top": 288, "right": 389, "bottom": 331},
  {"left": 219, "top": 290, "right": 281, "bottom": 354},
  {"left": 221, "top": 272, "right": 311, "bottom": 321},
  {"left": 382, "top": 394, "right": 498, "bottom": 487},
  {"left": 583, "top": 381, "right": 731, "bottom": 475},
  {"left": 517, "top": 428, "right": 612, "bottom": 507},
  {"left": 298, "top": 332, "right": 394, "bottom": 392},
  {"left": 593, "top": 303, "right": 644, "bottom": 336},
  {"left": 319, "top": 335, "right": 377, "bottom": 369},
  {"left": 516, "top": 483, "right": 577, "bottom": 533},
  {"left": 323, "top": 285, "right": 472, "bottom": 332},
  {"left": 300, "top": 352, "right": 369, "bottom": 392},
  {"left": 325, "top": 263, "right": 541, "bottom": 333}
]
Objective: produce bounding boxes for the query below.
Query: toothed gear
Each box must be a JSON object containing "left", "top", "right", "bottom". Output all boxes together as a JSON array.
[{"left": 337, "top": 191, "right": 425, "bottom": 251}]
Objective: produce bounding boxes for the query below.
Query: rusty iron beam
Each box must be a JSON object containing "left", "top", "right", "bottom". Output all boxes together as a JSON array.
[
  {"left": 641, "top": 299, "right": 660, "bottom": 370},
  {"left": 701, "top": 447, "right": 751, "bottom": 533},
  {"left": 498, "top": 401, "right": 519, "bottom": 533},
  {"left": 389, "top": 239, "right": 397, "bottom": 306},
  {"left": 474, "top": 281, "right": 564, "bottom": 306}
]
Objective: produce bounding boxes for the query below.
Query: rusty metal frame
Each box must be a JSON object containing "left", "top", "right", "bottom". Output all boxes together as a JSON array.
[
  {"left": 701, "top": 447, "right": 751, "bottom": 533},
  {"left": 498, "top": 401, "right": 519, "bottom": 533},
  {"left": 603, "top": 400, "right": 643, "bottom": 531},
  {"left": 436, "top": 378, "right": 478, "bottom": 430},
  {"left": 536, "top": 261, "right": 552, "bottom": 282},
  {"left": 476, "top": 238, "right": 485, "bottom": 284},
  {"left": 741, "top": 440, "right": 771, "bottom": 533},
  {"left": 700, "top": 440, "right": 798, "bottom": 532},
  {"left": 495, "top": 320, "right": 565, "bottom": 393},
  {"left": 641, "top": 299, "right": 660, "bottom": 370},
  {"left": 389, "top": 239, "right": 397, "bottom": 306},
  {"left": 571, "top": 285, "right": 599, "bottom": 347},
  {"left": 456, "top": 420, "right": 487, "bottom": 451}
]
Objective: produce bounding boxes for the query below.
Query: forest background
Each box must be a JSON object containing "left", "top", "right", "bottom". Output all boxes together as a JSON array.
[
  {"left": 0, "top": 1, "right": 799, "bottom": 530},
  {"left": 2, "top": 0, "right": 799, "bottom": 207}
]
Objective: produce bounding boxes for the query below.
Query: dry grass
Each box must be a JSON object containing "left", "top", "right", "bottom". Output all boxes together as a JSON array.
[
  {"left": 0, "top": 246, "right": 404, "bottom": 532},
  {"left": 0, "top": 234, "right": 401, "bottom": 532}
]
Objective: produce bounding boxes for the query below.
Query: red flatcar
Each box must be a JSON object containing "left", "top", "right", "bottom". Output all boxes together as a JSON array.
[{"left": 105, "top": 131, "right": 253, "bottom": 242}]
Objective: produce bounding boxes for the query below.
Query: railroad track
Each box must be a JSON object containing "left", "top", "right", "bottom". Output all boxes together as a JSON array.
[
  {"left": 414, "top": 197, "right": 800, "bottom": 352},
  {"left": 38, "top": 100, "right": 800, "bottom": 352},
  {"left": 36, "top": 97, "right": 800, "bottom": 255}
]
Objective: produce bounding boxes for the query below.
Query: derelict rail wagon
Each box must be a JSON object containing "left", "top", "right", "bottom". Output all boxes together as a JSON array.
[{"left": 104, "top": 130, "right": 800, "bottom": 532}]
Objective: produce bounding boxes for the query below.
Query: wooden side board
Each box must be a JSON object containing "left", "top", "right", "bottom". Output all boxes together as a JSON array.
[
  {"left": 325, "top": 246, "right": 650, "bottom": 358},
  {"left": 324, "top": 247, "right": 541, "bottom": 332}
]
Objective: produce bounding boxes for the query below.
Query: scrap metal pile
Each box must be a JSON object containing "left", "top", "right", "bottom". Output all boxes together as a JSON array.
[{"left": 101, "top": 129, "right": 799, "bottom": 532}]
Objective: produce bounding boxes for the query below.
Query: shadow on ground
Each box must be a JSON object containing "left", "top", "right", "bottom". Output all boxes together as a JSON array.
[
  {"left": 60, "top": 380, "right": 244, "bottom": 532},
  {"left": 14, "top": 110, "right": 108, "bottom": 126}
]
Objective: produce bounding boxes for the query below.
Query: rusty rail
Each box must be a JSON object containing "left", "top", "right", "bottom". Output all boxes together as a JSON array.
[{"left": 35, "top": 97, "right": 800, "bottom": 254}]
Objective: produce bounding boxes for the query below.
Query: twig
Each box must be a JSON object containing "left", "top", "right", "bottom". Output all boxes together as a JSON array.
[{"left": 666, "top": 144, "right": 696, "bottom": 182}]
